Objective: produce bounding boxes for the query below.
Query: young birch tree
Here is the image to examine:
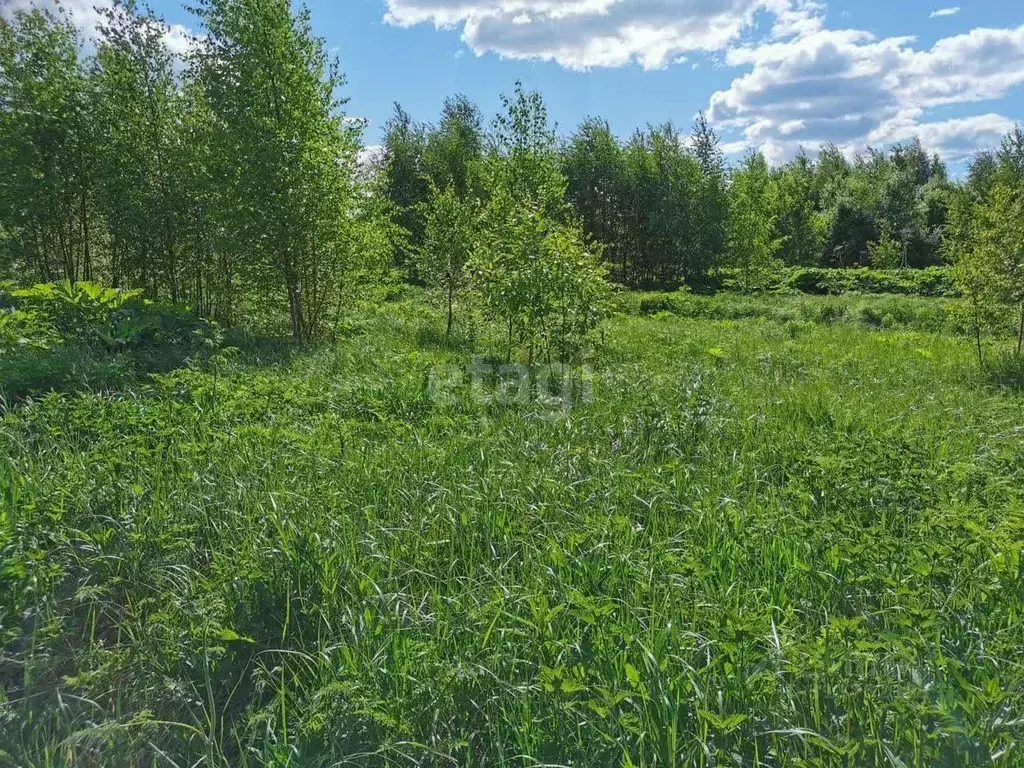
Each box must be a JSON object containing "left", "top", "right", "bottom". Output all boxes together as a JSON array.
[
  {"left": 421, "top": 183, "right": 476, "bottom": 338},
  {"left": 469, "top": 83, "right": 610, "bottom": 363},
  {"left": 193, "top": 0, "right": 360, "bottom": 343},
  {"left": 94, "top": 0, "right": 185, "bottom": 299},
  {"left": 0, "top": 7, "right": 94, "bottom": 283}
]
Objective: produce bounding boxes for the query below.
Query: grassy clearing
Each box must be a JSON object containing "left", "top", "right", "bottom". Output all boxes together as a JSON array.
[
  {"left": 623, "top": 290, "right": 963, "bottom": 335},
  {"left": 2, "top": 294, "right": 1024, "bottom": 766}
]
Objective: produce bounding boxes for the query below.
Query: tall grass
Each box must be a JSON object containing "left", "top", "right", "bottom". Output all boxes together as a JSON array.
[{"left": 1, "top": 296, "right": 1023, "bottom": 766}]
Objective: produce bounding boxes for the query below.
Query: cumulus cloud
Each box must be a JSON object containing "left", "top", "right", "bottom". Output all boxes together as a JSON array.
[
  {"left": 358, "top": 144, "right": 385, "bottom": 171},
  {"left": 385, "top": 0, "right": 1022, "bottom": 162},
  {"left": 877, "top": 113, "right": 1016, "bottom": 161},
  {"left": 1, "top": 0, "right": 196, "bottom": 55},
  {"left": 383, "top": 0, "right": 824, "bottom": 70},
  {"left": 2, "top": 0, "right": 108, "bottom": 39},
  {"left": 708, "top": 23, "right": 1024, "bottom": 163}
]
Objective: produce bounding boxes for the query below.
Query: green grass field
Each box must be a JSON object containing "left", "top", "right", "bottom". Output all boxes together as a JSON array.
[{"left": 2, "top": 293, "right": 1024, "bottom": 766}]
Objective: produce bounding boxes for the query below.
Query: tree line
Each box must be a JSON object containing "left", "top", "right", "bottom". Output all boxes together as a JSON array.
[
  {"left": 381, "top": 103, "right": 1022, "bottom": 286},
  {"left": 378, "top": 89, "right": 1024, "bottom": 362},
  {"left": 2, "top": 0, "right": 1024, "bottom": 356},
  {"left": 0, "top": 0, "right": 377, "bottom": 343}
]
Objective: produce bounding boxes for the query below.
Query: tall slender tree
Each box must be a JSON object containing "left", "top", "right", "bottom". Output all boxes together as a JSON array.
[
  {"left": 192, "top": 0, "right": 360, "bottom": 342},
  {"left": 728, "top": 151, "right": 781, "bottom": 292},
  {"left": 0, "top": 7, "right": 93, "bottom": 283},
  {"left": 423, "top": 94, "right": 484, "bottom": 200},
  {"left": 690, "top": 112, "right": 728, "bottom": 278},
  {"left": 562, "top": 118, "right": 625, "bottom": 280},
  {"left": 379, "top": 103, "right": 429, "bottom": 279},
  {"left": 94, "top": 0, "right": 185, "bottom": 299}
]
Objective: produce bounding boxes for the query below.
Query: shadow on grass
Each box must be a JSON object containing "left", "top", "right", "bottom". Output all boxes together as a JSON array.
[
  {"left": 985, "top": 353, "right": 1024, "bottom": 393},
  {"left": 0, "top": 329, "right": 311, "bottom": 410},
  {"left": 223, "top": 328, "right": 307, "bottom": 367},
  {"left": 0, "top": 343, "right": 208, "bottom": 410},
  {"left": 415, "top": 324, "right": 476, "bottom": 353}
]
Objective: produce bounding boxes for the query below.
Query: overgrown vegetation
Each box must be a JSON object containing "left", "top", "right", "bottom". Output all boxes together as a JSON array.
[
  {"left": 4, "top": 0, "right": 1024, "bottom": 765},
  {"left": 3, "top": 294, "right": 1024, "bottom": 766},
  {"left": 0, "top": 281, "right": 219, "bottom": 404},
  {"left": 712, "top": 265, "right": 959, "bottom": 298},
  {"left": 3, "top": 1, "right": 1024, "bottom": 347}
]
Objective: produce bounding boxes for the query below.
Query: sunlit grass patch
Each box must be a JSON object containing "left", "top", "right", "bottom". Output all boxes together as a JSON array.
[{"left": 1, "top": 295, "right": 1023, "bottom": 766}]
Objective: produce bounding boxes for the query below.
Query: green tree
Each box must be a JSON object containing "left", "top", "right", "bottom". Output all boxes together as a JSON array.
[
  {"left": 420, "top": 183, "right": 476, "bottom": 337},
  {"left": 946, "top": 177, "right": 1024, "bottom": 367},
  {"left": 562, "top": 118, "right": 626, "bottom": 281},
  {"left": 974, "top": 183, "right": 1024, "bottom": 358},
  {"left": 619, "top": 130, "right": 659, "bottom": 286},
  {"left": 471, "top": 191, "right": 608, "bottom": 363},
  {"left": 690, "top": 113, "right": 728, "bottom": 279},
  {"left": 193, "top": 0, "right": 361, "bottom": 343},
  {"left": 94, "top": 0, "right": 186, "bottom": 300},
  {"left": 586, "top": 123, "right": 705, "bottom": 288},
  {"left": 487, "top": 82, "right": 564, "bottom": 215},
  {"left": 728, "top": 151, "right": 781, "bottom": 292},
  {"left": 867, "top": 226, "right": 903, "bottom": 270},
  {"left": 0, "top": 7, "right": 94, "bottom": 282},
  {"left": 944, "top": 187, "right": 987, "bottom": 366},
  {"left": 967, "top": 151, "right": 999, "bottom": 201},
  {"left": 423, "top": 94, "right": 484, "bottom": 199},
  {"left": 173, "top": 80, "right": 233, "bottom": 320},
  {"left": 470, "top": 83, "right": 609, "bottom": 362},
  {"left": 995, "top": 125, "right": 1024, "bottom": 188},
  {"left": 769, "top": 153, "right": 827, "bottom": 266},
  {"left": 649, "top": 123, "right": 705, "bottom": 286},
  {"left": 379, "top": 103, "right": 429, "bottom": 278}
]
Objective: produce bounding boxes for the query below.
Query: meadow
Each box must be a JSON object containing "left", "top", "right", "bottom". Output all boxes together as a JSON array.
[
  {"left": 2, "top": 290, "right": 1023, "bottom": 766},
  {"left": 4, "top": 2, "right": 1024, "bottom": 764}
]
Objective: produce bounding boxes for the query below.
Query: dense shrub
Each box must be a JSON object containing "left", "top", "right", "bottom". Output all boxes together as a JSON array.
[
  {"left": 4, "top": 281, "right": 219, "bottom": 350},
  {"left": 785, "top": 267, "right": 958, "bottom": 297},
  {"left": 1, "top": 282, "right": 220, "bottom": 402},
  {"left": 716, "top": 267, "right": 959, "bottom": 298},
  {"left": 636, "top": 285, "right": 691, "bottom": 315},
  {"left": 629, "top": 290, "right": 958, "bottom": 334}
]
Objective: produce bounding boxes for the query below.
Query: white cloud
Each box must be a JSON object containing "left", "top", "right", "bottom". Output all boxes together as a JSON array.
[
  {"left": 899, "top": 26, "right": 1024, "bottom": 107},
  {"left": 383, "top": 0, "right": 825, "bottom": 71},
  {"left": 875, "top": 113, "right": 1015, "bottom": 161},
  {"left": 358, "top": 144, "right": 385, "bottom": 170},
  {"left": 1, "top": 0, "right": 107, "bottom": 39},
  {"left": 708, "top": 23, "right": 1024, "bottom": 162},
  {"left": 1, "top": 0, "right": 197, "bottom": 55},
  {"left": 384, "top": 0, "right": 1022, "bottom": 161},
  {"left": 162, "top": 22, "right": 196, "bottom": 57}
]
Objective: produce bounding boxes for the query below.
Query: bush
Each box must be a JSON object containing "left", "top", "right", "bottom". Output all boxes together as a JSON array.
[
  {"left": 0, "top": 346, "right": 142, "bottom": 404},
  {"left": 775, "top": 267, "right": 958, "bottom": 298},
  {"left": 638, "top": 293, "right": 684, "bottom": 315},
  {"left": 624, "top": 290, "right": 959, "bottom": 335},
  {"left": 987, "top": 352, "right": 1024, "bottom": 391},
  {"left": 4, "top": 281, "right": 220, "bottom": 351},
  {"left": 0, "top": 282, "right": 222, "bottom": 403},
  {"left": 786, "top": 268, "right": 830, "bottom": 295},
  {"left": 711, "top": 267, "right": 957, "bottom": 298}
]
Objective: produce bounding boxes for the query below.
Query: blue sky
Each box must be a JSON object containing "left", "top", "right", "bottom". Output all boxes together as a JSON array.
[{"left": 18, "top": 0, "right": 1024, "bottom": 165}]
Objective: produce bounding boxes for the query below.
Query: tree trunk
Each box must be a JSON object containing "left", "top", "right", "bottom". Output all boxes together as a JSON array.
[
  {"left": 446, "top": 280, "right": 455, "bottom": 338},
  {"left": 972, "top": 292, "right": 984, "bottom": 370},
  {"left": 80, "top": 176, "right": 91, "bottom": 282},
  {"left": 55, "top": 209, "right": 74, "bottom": 283},
  {"left": 1017, "top": 302, "right": 1024, "bottom": 360},
  {"left": 507, "top": 315, "right": 514, "bottom": 363},
  {"left": 289, "top": 285, "right": 303, "bottom": 346}
]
